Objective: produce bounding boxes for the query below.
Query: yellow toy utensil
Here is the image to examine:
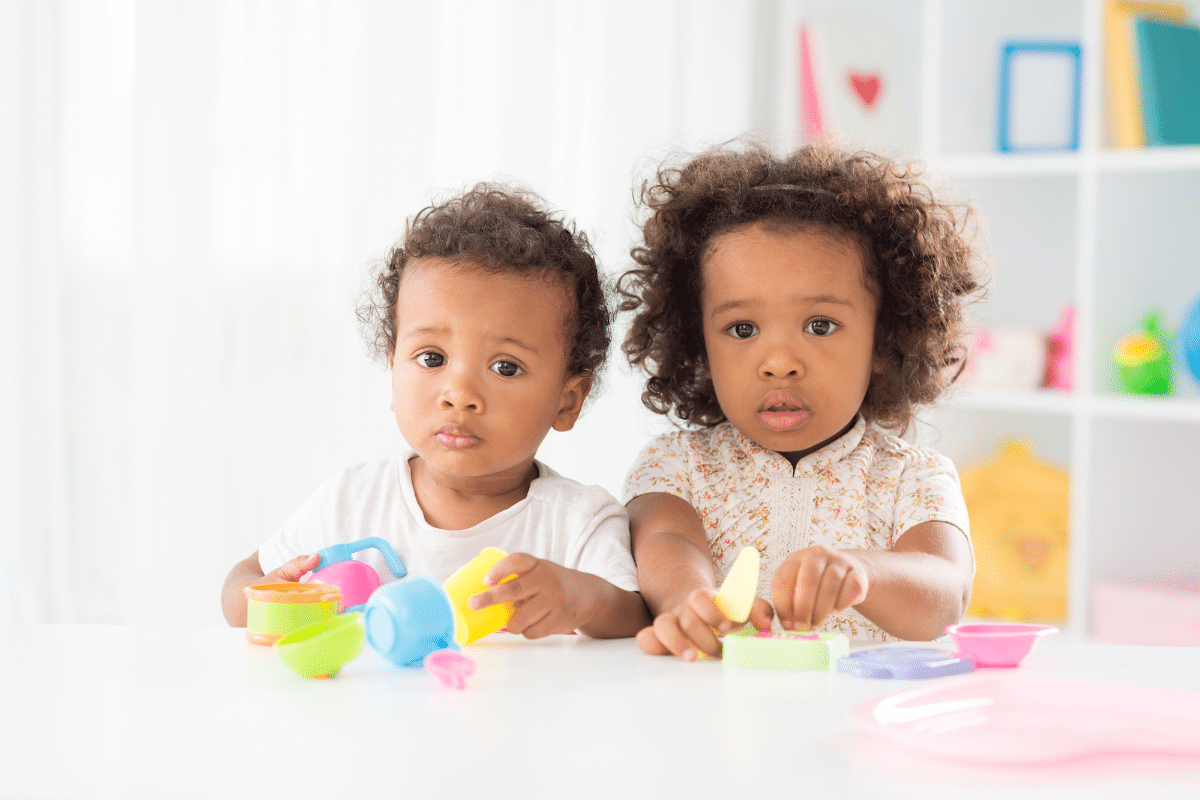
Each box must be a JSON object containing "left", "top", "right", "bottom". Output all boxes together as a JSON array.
[{"left": 713, "top": 547, "right": 761, "bottom": 624}]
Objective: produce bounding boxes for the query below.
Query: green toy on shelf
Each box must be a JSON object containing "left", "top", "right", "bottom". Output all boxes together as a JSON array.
[{"left": 1114, "top": 310, "right": 1173, "bottom": 395}]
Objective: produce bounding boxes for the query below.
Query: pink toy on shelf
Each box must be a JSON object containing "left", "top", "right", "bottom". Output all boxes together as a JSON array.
[{"left": 1045, "top": 303, "right": 1074, "bottom": 390}]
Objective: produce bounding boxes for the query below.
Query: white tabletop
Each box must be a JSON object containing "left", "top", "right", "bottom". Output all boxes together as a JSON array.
[{"left": 2, "top": 624, "right": 1199, "bottom": 800}]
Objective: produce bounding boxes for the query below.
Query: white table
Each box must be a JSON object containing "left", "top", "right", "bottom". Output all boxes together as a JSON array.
[{"left": 2, "top": 624, "right": 1199, "bottom": 799}]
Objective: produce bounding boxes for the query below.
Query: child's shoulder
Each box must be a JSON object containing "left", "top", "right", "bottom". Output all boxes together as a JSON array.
[
  {"left": 527, "top": 463, "right": 624, "bottom": 518},
  {"left": 309, "top": 456, "right": 408, "bottom": 498},
  {"left": 858, "top": 424, "right": 956, "bottom": 472},
  {"left": 637, "top": 421, "right": 745, "bottom": 461}
]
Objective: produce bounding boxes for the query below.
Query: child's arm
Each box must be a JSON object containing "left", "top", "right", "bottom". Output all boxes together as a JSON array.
[
  {"left": 629, "top": 492, "right": 772, "bottom": 660},
  {"left": 221, "top": 551, "right": 321, "bottom": 627},
  {"left": 466, "top": 552, "right": 650, "bottom": 639},
  {"left": 772, "top": 520, "right": 972, "bottom": 641}
]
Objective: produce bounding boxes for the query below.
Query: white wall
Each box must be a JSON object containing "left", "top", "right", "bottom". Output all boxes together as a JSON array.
[{"left": 0, "top": 0, "right": 792, "bottom": 625}]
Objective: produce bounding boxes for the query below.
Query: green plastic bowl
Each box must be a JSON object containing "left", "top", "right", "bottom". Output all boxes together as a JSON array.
[{"left": 275, "top": 613, "right": 365, "bottom": 678}]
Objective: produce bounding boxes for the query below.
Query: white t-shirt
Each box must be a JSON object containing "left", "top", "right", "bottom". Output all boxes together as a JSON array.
[
  {"left": 259, "top": 453, "right": 639, "bottom": 593},
  {"left": 623, "top": 416, "right": 971, "bottom": 643}
]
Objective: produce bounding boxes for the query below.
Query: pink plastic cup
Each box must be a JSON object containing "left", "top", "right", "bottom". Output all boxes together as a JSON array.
[
  {"left": 944, "top": 622, "right": 1057, "bottom": 668},
  {"left": 306, "top": 560, "right": 380, "bottom": 610}
]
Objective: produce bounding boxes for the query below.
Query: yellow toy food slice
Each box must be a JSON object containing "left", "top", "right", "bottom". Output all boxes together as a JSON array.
[{"left": 713, "top": 546, "right": 760, "bottom": 624}]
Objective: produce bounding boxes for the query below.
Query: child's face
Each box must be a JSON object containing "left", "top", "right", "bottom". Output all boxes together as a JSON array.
[
  {"left": 389, "top": 259, "right": 589, "bottom": 487},
  {"left": 700, "top": 223, "right": 878, "bottom": 462}
]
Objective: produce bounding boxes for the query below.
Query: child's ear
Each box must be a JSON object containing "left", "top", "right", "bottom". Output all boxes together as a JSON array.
[{"left": 552, "top": 373, "right": 592, "bottom": 432}]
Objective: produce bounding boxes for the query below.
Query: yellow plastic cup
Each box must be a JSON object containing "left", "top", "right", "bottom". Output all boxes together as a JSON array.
[{"left": 442, "top": 547, "right": 517, "bottom": 645}]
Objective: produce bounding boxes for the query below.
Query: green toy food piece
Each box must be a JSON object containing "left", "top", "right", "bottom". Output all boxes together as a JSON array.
[{"left": 722, "top": 628, "right": 849, "bottom": 670}]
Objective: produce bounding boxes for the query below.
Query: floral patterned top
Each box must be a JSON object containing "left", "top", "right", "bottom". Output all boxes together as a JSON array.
[{"left": 622, "top": 416, "right": 972, "bottom": 644}]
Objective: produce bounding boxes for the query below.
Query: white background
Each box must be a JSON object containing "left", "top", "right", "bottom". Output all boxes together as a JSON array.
[{"left": 1, "top": 0, "right": 793, "bottom": 625}]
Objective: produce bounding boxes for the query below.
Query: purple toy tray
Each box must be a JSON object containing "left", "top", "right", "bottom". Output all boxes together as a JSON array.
[{"left": 838, "top": 647, "right": 975, "bottom": 679}]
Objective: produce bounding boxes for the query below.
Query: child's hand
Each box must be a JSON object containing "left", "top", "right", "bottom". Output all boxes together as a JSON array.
[
  {"left": 635, "top": 590, "right": 773, "bottom": 661},
  {"left": 466, "top": 553, "right": 592, "bottom": 639},
  {"left": 266, "top": 553, "right": 321, "bottom": 583},
  {"left": 771, "top": 545, "right": 868, "bottom": 631}
]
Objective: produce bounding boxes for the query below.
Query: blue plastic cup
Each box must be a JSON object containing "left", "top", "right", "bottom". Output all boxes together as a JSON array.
[{"left": 363, "top": 575, "right": 459, "bottom": 667}]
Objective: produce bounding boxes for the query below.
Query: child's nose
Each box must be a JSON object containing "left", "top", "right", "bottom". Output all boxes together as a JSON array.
[
  {"left": 439, "top": 374, "right": 484, "bottom": 412},
  {"left": 760, "top": 344, "right": 804, "bottom": 379}
]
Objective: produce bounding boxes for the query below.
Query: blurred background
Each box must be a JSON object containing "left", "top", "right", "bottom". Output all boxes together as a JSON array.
[{"left": 4, "top": 0, "right": 1199, "bottom": 638}]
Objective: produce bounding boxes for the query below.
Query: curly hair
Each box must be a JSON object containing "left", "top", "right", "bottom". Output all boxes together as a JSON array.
[
  {"left": 358, "top": 183, "right": 610, "bottom": 383},
  {"left": 617, "top": 141, "right": 985, "bottom": 433}
]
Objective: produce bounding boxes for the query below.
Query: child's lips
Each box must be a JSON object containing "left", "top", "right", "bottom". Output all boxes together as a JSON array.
[
  {"left": 758, "top": 408, "right": 810, "bottom": 432},
  {"left": 758, "top": 391, "right": 809, "bottom": 432},
  {"left": 435, "top": 425, "right": 482, "bottom": 449}
]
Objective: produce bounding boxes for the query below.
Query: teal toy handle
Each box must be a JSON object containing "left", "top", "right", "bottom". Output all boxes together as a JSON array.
[{"left": 315, "top": 536, "right": 407, "bottom": 579}]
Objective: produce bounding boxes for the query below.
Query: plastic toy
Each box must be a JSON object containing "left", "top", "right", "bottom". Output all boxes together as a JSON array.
[
  {"left": 944, "top": 622, "right": 1057, "bottom": 668},
  {"left": 963, "top": 324, "right": 1046, "bottom": 389},
  {"left": 959, "top": 441, "right": 1068, "bottom": 621},
  {"left": 853, "top": 673, "right": 1200, "bottom": 768},
  {"left": 722, "top": 628, "right": 849, "bottom": 670},
  {"left": 363, "top": 574, "right": 460, "bottom": 668},
  {"left": 1182, "top": 292, "right": 1200, "bottom": 387},
  {"left": 275, "top": 613, "right": 365, "bottom": 678},
  {"left": 424, "top": 649, "right": 477, "bottom": 690},
  {"left": 837, "top": 647, "right": 975, "bottom": 679},
  {"left": 1044, "top": 302, "right": 1074, "bottom": 390},
  {"left": 244, "top": 582, "right": 343, "bottom": 645},
  {"left": 1114, "top": 310, "right": 1173, "bottom": 394},
  {"left": 304, "top": 537, "right": 408, "bottom": 613},
  {"left": 713, "top": 546, "right": 761, "bottom": 624},
  {"left": 442, "top": 547, "right": 517, "bottom": 644}
]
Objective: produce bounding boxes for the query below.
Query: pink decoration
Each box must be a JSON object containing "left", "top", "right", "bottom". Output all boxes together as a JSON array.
[
  {"left": 799, "top": 27, "right": 824, "bottom": 138},
  {"left": 849, "top": 73, "right": 881, "bottom": 107}
]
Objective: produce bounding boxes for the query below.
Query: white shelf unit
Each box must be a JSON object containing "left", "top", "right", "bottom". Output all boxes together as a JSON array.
[{"left": 788, "top": 0, "right": 1200, "bottom": 639}]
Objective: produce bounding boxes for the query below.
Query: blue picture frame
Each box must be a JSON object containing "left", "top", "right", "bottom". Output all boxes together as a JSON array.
[{"left": 998, "top": 41, "right": 1082, "bottom": 153}]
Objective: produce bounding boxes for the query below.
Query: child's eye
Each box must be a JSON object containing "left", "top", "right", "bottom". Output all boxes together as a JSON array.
[
  {"left": 805, "top": 319, "right": 838, "bottom": 337},
  {"left": 416, "top": 352, "right": 445, "bottom": 368},
  {"left": 727, "top": 322, "right": 758, "bottom": 340},
  {"left": 490, "top": 360, "right": 523, "bottom": 378}
]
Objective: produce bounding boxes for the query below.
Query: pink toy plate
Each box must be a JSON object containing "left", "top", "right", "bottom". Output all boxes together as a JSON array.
[{"left": 853, "top": 673, "right": 1200, "bottom": 769}]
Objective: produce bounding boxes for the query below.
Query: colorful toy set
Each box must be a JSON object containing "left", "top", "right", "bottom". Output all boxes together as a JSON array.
[
  {"left": 712, "top": 546, "right": 1052, "bottom": 679},
  {"left": 245, "top": 540, "right": 516, "bottom": 687}
]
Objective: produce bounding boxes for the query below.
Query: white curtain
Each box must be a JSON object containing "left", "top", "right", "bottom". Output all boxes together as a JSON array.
[{"left": 0, "top": 0, "right": 789, "bottom": 625}]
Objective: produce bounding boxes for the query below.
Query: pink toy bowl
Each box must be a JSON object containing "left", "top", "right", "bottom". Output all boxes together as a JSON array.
[{"left": 944, "top": 622, "right": 1056, "bottom": 668}]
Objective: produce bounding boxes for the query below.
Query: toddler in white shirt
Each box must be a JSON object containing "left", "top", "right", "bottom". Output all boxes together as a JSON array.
[{"left": 223, "top": 184, "right": 648, "bottom": 640}]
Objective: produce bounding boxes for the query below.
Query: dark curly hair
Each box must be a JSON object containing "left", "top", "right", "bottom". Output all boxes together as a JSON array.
[
  {"left": 617, "top": 141, "right": 986, "bottom": 433},
  {"left": 358, "top": 183, "right": 610, "bottom": 385}
]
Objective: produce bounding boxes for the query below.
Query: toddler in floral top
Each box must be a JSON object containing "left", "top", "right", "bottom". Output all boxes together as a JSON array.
[{"left": 618, "top": 141, "right": 986, "bottom": 657}]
